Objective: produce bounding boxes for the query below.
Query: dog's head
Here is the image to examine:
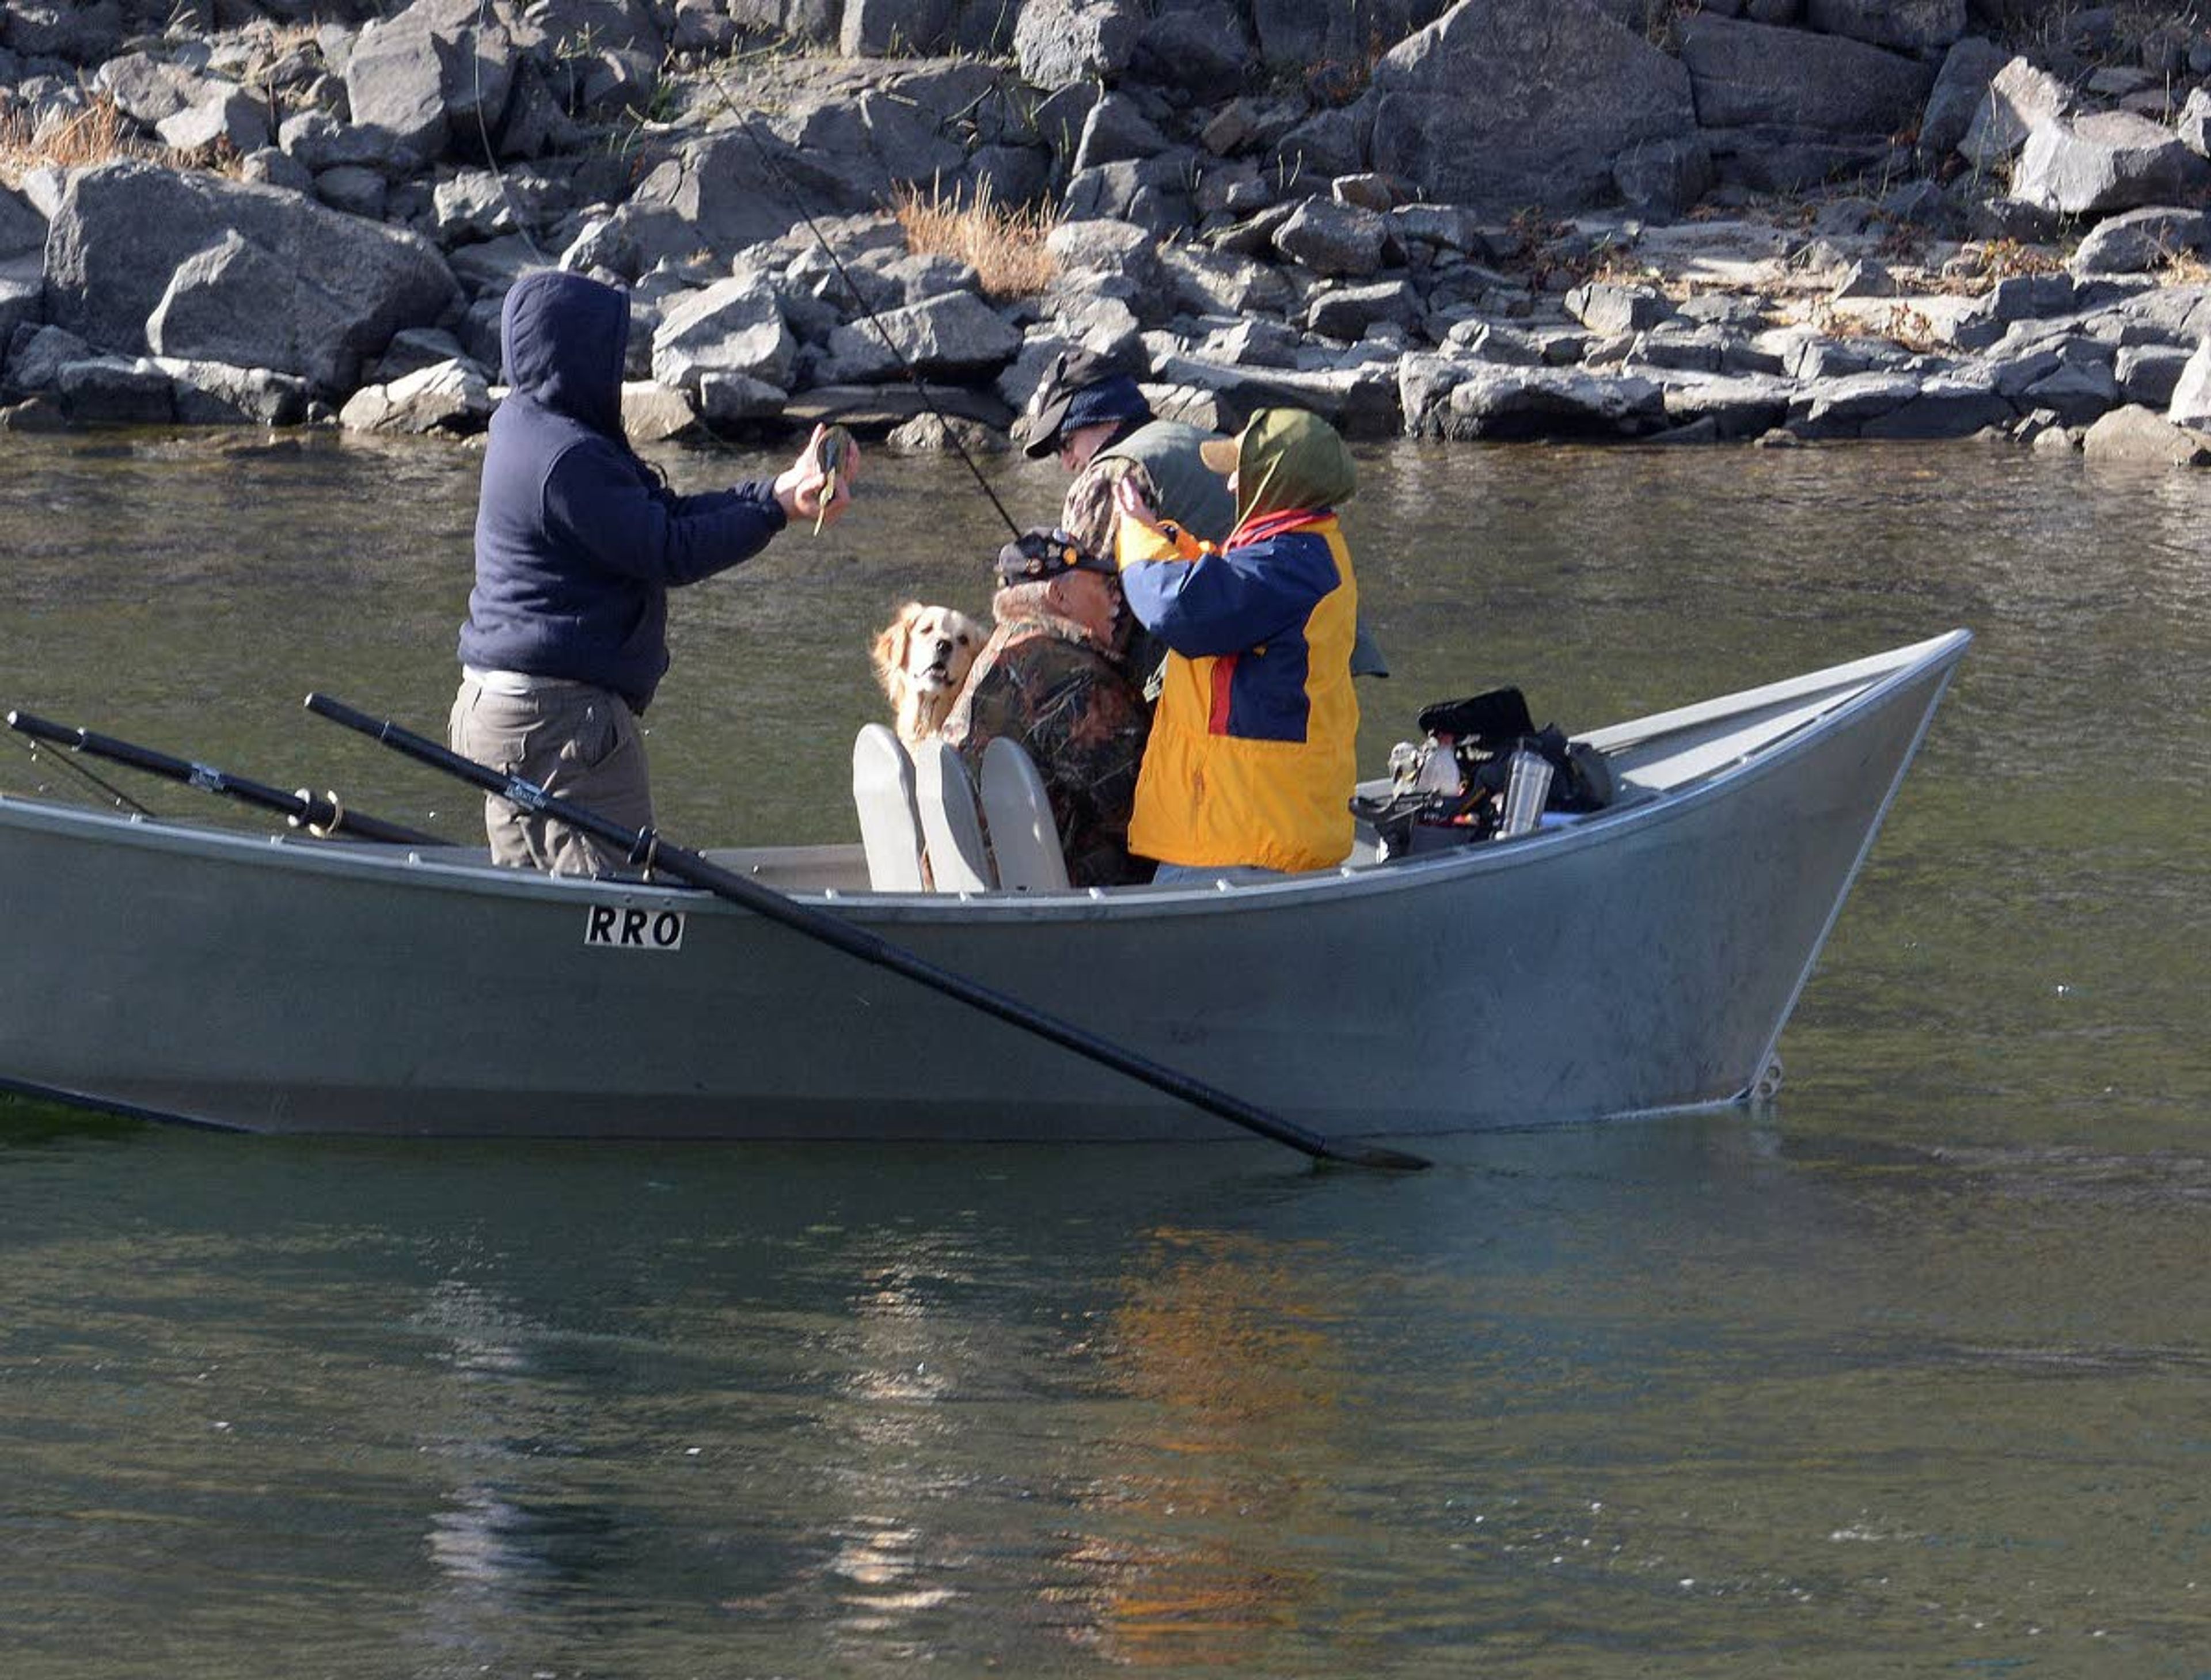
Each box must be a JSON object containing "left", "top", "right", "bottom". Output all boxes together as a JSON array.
[{"left": 872, "top": 602, "right": 984, "bottom": 702}]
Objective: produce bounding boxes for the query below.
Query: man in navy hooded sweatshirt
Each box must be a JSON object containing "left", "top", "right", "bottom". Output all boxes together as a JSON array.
[{"left": 453, "top": 269, "right": 852, "bottom": 875}]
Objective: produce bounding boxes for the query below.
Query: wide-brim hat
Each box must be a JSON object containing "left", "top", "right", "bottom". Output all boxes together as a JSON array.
[
  {"left": 1016, "top": 349, "right": 1150, "bottom": 458},
  {"left": 1198, "top": 433, "right": 1241, "bottom": 474}
]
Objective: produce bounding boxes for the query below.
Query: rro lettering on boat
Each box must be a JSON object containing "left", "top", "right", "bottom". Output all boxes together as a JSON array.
[{"left": 584, "top": 906, "right": 686, "bottom": 951}]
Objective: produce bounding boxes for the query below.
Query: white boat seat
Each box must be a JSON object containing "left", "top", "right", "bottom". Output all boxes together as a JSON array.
[
  {"left": 850, "top": 725, "right": 925, "bottom": 891},
  {"left": 911, "top": 738, "right": 994, "bottom": 892},
  {"left": 979, "top": 736, "right": 1070, "bottom": 892}
]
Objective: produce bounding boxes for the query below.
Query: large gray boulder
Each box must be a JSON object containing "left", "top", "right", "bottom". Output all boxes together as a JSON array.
[
  {"left": 2115, "top": 343, "right": 2191, "bottom": 409},
  {"left": 532, "top": 0, "right": 663, "bottom": 54},
  {"left": 2181, "top": 88, "right": 2211, "bottom": 160},
  {"left": 157, "top": 358, "right": 316, "bottom": 427},
  {"left": 56, "top": 356, "right": 176, "bottom": 427},
  {"left": 1565, "top": 280, "right": 1672, "bottom": 336},
  {"left": 157, "top": 86, "right": 273, "bottom": 157},
  {"left": 1271, "top": 109, "right": 1368, "bottom": 185},
  {"left": 1702, "top": 127, "right": 1899, "bottom": 195},
  {"left": 1785, "top": 370, "right": 1923, "bottom": 437},
  {"left": 1160, "top": 244, "right": 1294, "bottom": 317},
  {"left": 93, "top": 52, "right": 206, "bottom": 127},
  {"left": 1148, "top": 348, "right": 1403, "bottom": 436},
  {"left": 1916, "top": 35, "right": 2009, "bottom": 169},
  {"left": 1363, "top": 0, "right": 1696, "bottom": 212},
  {"left": 597, "top": 75, "right": 988, "bottom": 278},
  {"left": 2010, "top": 112, "right": 2211, "bottom": 218},
  {"left": 1305, "top": 279, "right": 1420, "bottom": 340},
  {"left": 45, "top": 162, "right": 460, "bottom": 394},
  {"left": 5, "top": 325, "right": 95, "bottom": 400},
  {"left": 1073, "top": 93, "right": 1173, "bottom": 171},
  {"left": 1613, "top": 135, "right": 1714, "bottom": 218},
  {"left": 2070, "top": 206, "right": 2211, "bottom": 276},
  {"left": 1436, "top": 364, "right": 1666, "bottom": 440},
  {"left": 1047, "top": 217, "right": 1168, "bottom": 302},
  {"left": 842, "top": 0, "right": 958, "bottom": 55},
  {"left": 2165, "top": 339, "right": 2211, "bottom": 430},
  {"left": 1680, "top": 15, "right": 1935, "bottom": 137},
  {"left": 1272, "top": 197, "right": 1389, "bottom": 278},
  {"left": 3, "top": 1, "right": 126, "bottom": 63},
  {"left": 651, "top": 276, "right": 797, "bottom": 393},
  {"left": 1130, "top": 5, "right": 1253, "bottom": 92},
  {"left": 2085, "top": 405, "right": 2211, "bottom": 467},
  {"left": 1957, "top": 56, "right": 2068, "bottom": 170},
  {"left": 339, "top": 359, "right": 493, "bottom": 435},
  {"left": 595, "top": 127, "right": 844, "bottom": 278},
  {"left": 279, "top": 110, "right": 418, "bottom": 177},
  {"left": 1857, "top": 377, "right": 2015, "bottom": 440},
  {"left": 1657, "top": 372, "right": 1794, "bottom": 439},
  {"left": 823, "top": 292, "right": 1023, "bottom": 381},
  {"left": 1013, "top": 0, "right": 1144, "bottom": 91},
  {"left": 343, "top": 0, "right": 521, "bottom": 165}
]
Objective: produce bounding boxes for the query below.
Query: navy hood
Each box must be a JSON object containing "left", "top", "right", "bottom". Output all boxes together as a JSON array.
[{"left": 502, "top": 270, "right": 629, "bottom": 437}]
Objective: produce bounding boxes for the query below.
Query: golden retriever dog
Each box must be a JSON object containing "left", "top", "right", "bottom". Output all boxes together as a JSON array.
[{"left": 872, "top": 602, "right": 985, "bottom": 747}]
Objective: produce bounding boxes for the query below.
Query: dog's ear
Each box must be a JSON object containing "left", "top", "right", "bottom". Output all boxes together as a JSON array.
[{"left": 872, "top": 603, "right": 922, "bottom": 689}]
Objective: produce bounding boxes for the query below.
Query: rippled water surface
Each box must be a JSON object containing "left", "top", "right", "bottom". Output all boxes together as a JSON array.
[{"left": 2, "top": 429, "right": 2207, "bottom": 1677}]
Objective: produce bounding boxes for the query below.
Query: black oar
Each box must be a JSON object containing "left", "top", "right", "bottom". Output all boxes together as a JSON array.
[
  {"left": 305, "top": 691, "right": 1430, "bottom": 1172},
  {"left": 5, "top": 709, "right": 445, "bottom": 847}
]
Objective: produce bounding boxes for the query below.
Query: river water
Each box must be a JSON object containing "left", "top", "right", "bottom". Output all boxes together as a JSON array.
[{"left": 2, "top": 430, "right": 2206, "bottom": 1677}]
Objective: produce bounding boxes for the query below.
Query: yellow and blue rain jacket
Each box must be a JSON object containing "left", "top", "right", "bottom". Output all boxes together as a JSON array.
[{"left": 1116, "top": 409, "right": 1360, "bottom": 872}]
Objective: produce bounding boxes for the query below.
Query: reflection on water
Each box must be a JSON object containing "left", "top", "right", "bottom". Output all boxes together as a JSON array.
[
  {"left": 1078, "top": 1227, "right": 1344, "bottom": 1668},
  {"left": 2, "top": 1117, "right": 2209, "bottom": 1675},
  {"left": 409, "top": 1277, "right": 575, "bottom": 1673},
  {"left": 3, "top": 433, "right": 2209, "bottom": 1676}
]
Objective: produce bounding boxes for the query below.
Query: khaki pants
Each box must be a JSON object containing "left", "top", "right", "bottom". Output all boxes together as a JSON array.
[{"left": 449, "top": 675, "right": 653, "bottom": 876}]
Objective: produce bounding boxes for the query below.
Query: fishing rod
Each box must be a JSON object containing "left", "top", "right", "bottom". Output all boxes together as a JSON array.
[
  {"left": 473, "top": 0, "right": 549, "bottom": 266},
  {"left": 4, "top": 710, "right": 446, "bottom": 846},
  {"left": 3, "top": 714, "right": 156, "bottom": 816},
  {"left": 708, "top": 75, "right": 1026, "bottom": 539}
]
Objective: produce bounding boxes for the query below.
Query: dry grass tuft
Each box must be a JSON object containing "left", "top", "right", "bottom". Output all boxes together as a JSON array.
[
  {"left": 2159, "top": 247, "right": 2211, "bottom": 285},
  {"left": 0, "top": 93, "right": 224, "bottom": 185},
  {"left": 0, "top": 95, "right": 146, "bottom": 181},
  {"left": 1809, "top": 297, "right": 1947, "bottom": 354},
  {"left": 1965, "top": 237, "right": 2069, "bottom": 282},
  {"left": 891, "top": 178, "right": 1057, "bottom": 299}
]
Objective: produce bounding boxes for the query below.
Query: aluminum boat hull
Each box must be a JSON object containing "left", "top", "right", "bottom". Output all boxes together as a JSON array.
[{"left": 0, "top": 631, "right": 1970, "bottom": 1139}]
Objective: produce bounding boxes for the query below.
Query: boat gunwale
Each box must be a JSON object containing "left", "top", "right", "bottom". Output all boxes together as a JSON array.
[{"left": 0, "top": 629, "right": 1972, "bottom": 923}]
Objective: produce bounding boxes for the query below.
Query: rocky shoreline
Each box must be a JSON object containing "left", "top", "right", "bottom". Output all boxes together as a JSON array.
[{"left": 7, "top": 0, "right": 2211, "bottom": 466}]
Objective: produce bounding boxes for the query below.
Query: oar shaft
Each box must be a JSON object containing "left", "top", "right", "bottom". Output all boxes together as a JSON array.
[
  {"left": 5, "top": 710, "right": 442, "bottom": 847},
  {"left": 304, "top": 692, "right": 1429, "bottom": 1171}
]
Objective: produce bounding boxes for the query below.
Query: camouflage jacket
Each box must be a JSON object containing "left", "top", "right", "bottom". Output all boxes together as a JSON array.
[{"left": 940, "top": 599, "right": 1153, "bottom": 888}]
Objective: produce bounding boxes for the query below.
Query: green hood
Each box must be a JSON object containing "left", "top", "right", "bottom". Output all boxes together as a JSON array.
[{"left": 1233, "top": 407, "right": 1357, "bottom": 527}]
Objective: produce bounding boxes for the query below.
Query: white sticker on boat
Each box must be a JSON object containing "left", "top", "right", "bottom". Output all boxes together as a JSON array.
[{"left": 584, "top": 906, "right": 686, "bottom": 951}]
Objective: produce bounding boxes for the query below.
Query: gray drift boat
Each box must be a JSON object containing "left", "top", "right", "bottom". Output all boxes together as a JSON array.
[{"left": 0, "top": 630, "right": 1969, "bottom": 1142}]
